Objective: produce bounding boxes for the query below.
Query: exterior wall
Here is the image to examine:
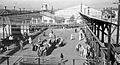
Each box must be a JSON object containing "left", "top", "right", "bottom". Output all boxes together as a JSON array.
[
  {"left": 21, "top": 25, "right": 29, "bottom": 35},
  {"left": 21, "top": 20, "right": 30, "bottom": 35},
  {"left": 102, "top": 10, "right": 118, "bottom": 23},
  {"left": 5, "top": 25, "right": 10, "bottom": 37},
  {"left": 30, "top": 17, "right": 42, "bottom": 24},
  {"left": 42, "top": 16, "right": 55, "bottom": 24},
  {"left": 0, "top": 25, "right": 10, "bottom": 39},
  {"left": 64, "top": 19, "right": 69, "bottom": 24},
  {"left": 41, "top": 3, "right": 48, "bottom": 11},
  {"left": 0, "top": 16, "right": 11, "bottom": 39}
]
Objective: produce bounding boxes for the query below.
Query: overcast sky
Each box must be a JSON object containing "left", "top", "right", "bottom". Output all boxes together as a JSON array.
[{"left": 0, "top": 0, "right": 118, "bottom": 10}]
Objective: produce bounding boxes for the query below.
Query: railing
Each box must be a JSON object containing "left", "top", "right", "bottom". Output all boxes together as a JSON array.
[{"left": 12, "top": 57, "right": 106, "bottom": 65}]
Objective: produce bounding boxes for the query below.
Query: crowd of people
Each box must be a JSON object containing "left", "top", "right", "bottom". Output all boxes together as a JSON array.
[
  {"left": 74, "top": 28, "right": 91, "bottom": 58},
  {"left": 31, "top": 30, "right": 65, "bottom": 57}
]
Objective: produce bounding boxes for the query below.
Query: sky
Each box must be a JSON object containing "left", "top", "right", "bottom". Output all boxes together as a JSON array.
[{"left": 0, "top": 0, "right": 118, "bottom": 10}]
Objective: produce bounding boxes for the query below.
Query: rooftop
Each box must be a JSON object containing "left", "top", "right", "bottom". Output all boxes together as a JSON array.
[{"left": 41, "top": 12, "right": 65, "bottom": 23}]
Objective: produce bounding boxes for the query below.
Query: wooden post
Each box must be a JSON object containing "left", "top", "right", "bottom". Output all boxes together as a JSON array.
[
  {"left": 91, "top": 19, "right": 94, "bottom": 31},
  {"left": 110, "top": 7, "right": 113, "bottom": 23},
  {"left": 97, "top": 24, "right": 100, "bottom": 39},
  {"left": 101, "top": 24, "right": 105, "bottom": 43},
  {"left": 116, "top": 0, "right": 120, "bottom": 45},
  {"left": 37, "top": 47, "right": 40, "bottom": 65},
  {"left": 73, "top": 59, "right": 75, "bottom": 65},
  {"left": 107, "top": 24, "right": 111, "bottom": 65},
  {"left": 81, "top": 3, "right": 82, "bottom": 12},
  {"left": 94, "top": 22, "right": 96, "bottom": 35},
  {"left": 88, "top": 7, "right": 90, "bottom": 15},
  {"left": 7, "top": 57, "right": 9, "bottom": 65},
  {"left": 3, "top": 24, "right": 5, "bottom": 39},
  {"left": 38, "top": 57, "right": 40, "bottom": 65}
]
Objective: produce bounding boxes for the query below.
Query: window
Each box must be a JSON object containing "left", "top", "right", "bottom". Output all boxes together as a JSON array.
[{"left": 49, "top": 20, "right": 53, "bottom": 23}]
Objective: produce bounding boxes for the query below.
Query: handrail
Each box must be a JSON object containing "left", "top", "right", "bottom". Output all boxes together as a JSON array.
[
  {"left": 13, "top": 57, "right": 23, "bottom": 65},
  {"left": 79, "top": 12, "right": 118, "bottom": 26}
]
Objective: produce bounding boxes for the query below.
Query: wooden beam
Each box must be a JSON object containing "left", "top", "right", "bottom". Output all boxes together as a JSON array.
[
  {"left": 86, "top": 26, "right": 105, "bottom": 47},
  {"left": 94, "top": 22, "right": 96, "bottom": 35},
  {"left": 97, "top": 25, "right": 100, "bottom": 39},
  {"left": 101, "top": 24, "right": 105, "bottom": 43},
  {"left": 107, "top": 24, "right": 111, "bottom": 65}
]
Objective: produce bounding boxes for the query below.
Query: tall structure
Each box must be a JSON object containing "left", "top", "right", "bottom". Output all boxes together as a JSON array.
[
  {"left": 41, "top": 3, "right": 48, "bottom": 12},
  {"left": 51, "top": 6, "right": 55, "bottom": 14}
]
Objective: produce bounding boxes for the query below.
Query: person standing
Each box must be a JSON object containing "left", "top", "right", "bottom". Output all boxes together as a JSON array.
[
  {"left": 43, "top": 32, "right": 46, "bottom": 37},
  {"left": 28, "top": 36, "right": 32, "bottom": 44},
  {"left": 79, "top": 29, "right": 83, "bottom": 41},
  {"left": 75, "top": 28, "right": 77, "bottom": 33},
  {"left": 49, "top": 31, "right": 54, "bottom": 38},
  {"left": 70, "top": 34, "right": 74, "bottom": 40},
  {"left": 28, "top": 36, "right": 33, "bottom": 49},
  {"left": 60, "top": 53, "right": 64, "bottom": 60},
  {"left": 19, "top": 40, "right": 23, "bottom": 50}
]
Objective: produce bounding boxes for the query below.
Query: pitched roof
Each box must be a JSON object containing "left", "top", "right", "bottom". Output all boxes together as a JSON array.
[
  {"left": 9, "top": 13, "right": 42, "bottom": 24},
  {"left": 0, "top": 9, "right": 12, "bottom": 16},
  {"left": 41, "top": 12, "right": 65, "bottom": 22},
  {"left": 0, "top": 13, "right": 42, "bottom": 26}
]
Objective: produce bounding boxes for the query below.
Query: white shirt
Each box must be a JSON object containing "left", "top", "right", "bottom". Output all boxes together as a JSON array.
[
  {"left": 9, "top": 36, "right": 13, "bottom": 40},
  {"left": 49, "top": 33, "right": 53, "bottom": 38},
  {"left": 28, "top": 37, "right": 32, "bottom": 44}
]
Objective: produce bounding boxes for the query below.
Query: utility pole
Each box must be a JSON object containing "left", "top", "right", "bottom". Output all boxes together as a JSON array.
[
  {"left": 116, "top": 0, "right": 120, "bottom": 45},
  {"left": 110, "top": 7, "right": 113, "bottom": 23},
  {"left": 81, "top": 3, "right": 82, "bottom": 12},
  {"left": 88, "top": 7, "right": 90, "bottom": 15}
]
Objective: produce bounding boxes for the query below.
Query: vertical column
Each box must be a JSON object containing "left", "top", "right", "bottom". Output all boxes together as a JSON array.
[
  {"left": 107, "top": 24, "right": 111, "bottom": 65},
  {"left": 88, "top": 7, "right": 90, "bottom": 15},
  {"left": 97, "top": 24, "right": 100, "bottom": 39},
  {"left": 81, "top": 3, "right": 82, "bottom": 12},
  {"left": 96, "top": 42, "right": 100, "bottom": 58},
  {"left": 91, "top": 19, "right": 94, "bottom": 31},
  {"left": 7, "top": 57, "right": 9, "bottom": 65},
  {"left": 94, "top": 22, "right": 96, "bottom": 35},
  {"left": 73, "top": 59, "right": 75, "bottom": 65},
  {"left": 101, "top": 24, "right": 105, "bottom": 43},
  {"left": 38, "top": 49, "right": 40, "bottom": 65},
  {"left": 116, "top": 0, "right": 120, "bottom": 45}
]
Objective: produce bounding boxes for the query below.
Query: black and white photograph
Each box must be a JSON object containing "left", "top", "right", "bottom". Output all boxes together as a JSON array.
[{"left": 0, "top": 0, "right": 119, "bottom": 65}]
